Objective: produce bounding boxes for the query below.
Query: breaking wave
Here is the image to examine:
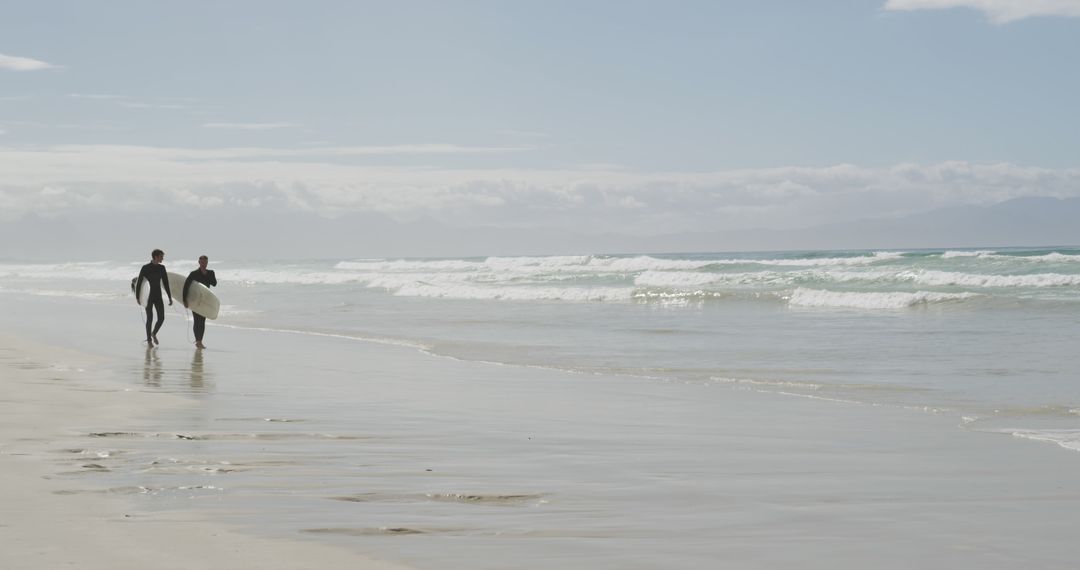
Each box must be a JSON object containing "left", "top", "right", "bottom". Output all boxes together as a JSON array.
[
  {"left": 3, "top": 247, "right": 1079, "bottom": 307},
  {"left": 786, "top": 288, "right": 980, "bottom": 309}
]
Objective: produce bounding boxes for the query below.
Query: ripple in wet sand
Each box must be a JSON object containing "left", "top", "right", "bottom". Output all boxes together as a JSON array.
[
  {"left": 214, "top": 417, "right": 308, "bottom": 423},
  {"left": 54, "top": 485, "right": 222, "bottom": 496},
  {"left": 303, "top": 527, "right": 429, "bottom": 536},
  {"left": 425, "top": 492, "right": 547, "bottom": 505},
  {"left": 330, "top": 492, "right": 547, "bottom": 506},
  {"left": 87, "top": 431, "right": 370, "bottom": 441}
]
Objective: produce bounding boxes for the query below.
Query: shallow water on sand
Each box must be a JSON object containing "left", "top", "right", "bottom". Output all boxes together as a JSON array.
[
  {"left": 5, "top": 247, "right": 1080, "bottom": 568},
  {"left": 4, "top": 248, "right": 1080, "bottom": 448},
  {"left": 6, "top": 293, "right": 1080, "bottom": 569}
]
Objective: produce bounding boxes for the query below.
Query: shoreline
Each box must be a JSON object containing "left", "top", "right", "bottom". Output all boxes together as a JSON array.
[{"left": 4, "top": 293, "right": 1080, "bottom": 568}]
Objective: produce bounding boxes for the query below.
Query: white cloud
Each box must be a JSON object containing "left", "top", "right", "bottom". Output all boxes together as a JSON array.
[
  {"left": 0, "top": 53, "right": 57, "bottom": 71},
  {"left": 884, "top": 0, "right": 1080, "bottom": 23},
  {"left": 1, "top": 144, "right": 1079, "bottom": 234}
]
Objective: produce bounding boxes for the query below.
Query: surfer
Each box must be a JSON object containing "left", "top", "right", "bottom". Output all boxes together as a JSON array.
[
  {"left": 183, "top": 255, "right": 217, "bottom": 349},
  {"left": 135, "top": 249, "right": 173, "bottom": 345}
]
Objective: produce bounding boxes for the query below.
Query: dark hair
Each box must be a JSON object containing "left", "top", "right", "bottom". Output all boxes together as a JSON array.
[
  {"left": 199, "top": 255, "right": 208, "bottom": 261},
  {"left": 152, "top": 249, "right": 164, "bottom": 258}
]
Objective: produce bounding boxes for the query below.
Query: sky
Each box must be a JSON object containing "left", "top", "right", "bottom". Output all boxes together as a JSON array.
[{"left": 2, "top": 0, "right": 1079, "bottom": 258}]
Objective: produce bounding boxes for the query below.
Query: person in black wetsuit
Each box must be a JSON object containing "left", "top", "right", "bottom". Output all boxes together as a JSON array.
[
  {"left": 134, "top": 249, "right": 173, "bottom": 345},
  {"left": 183, "top": 255, "right": 217, "bottom": 349}
]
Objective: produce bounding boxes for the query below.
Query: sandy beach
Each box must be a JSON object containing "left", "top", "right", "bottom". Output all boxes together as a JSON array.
[
  {"left": 3, "top": 292, "right": 1080, "bottom": 569},
  {"left": 5, "top": 2, "right": 1079, "bottom": 567},
  {"left": 0, "top": 333, "right": 413, "bottom": 570}
]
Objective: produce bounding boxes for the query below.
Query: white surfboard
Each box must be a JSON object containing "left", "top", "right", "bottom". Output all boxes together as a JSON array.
[{"left": 135, "top": 271, "right": 220, "bottom": 320}]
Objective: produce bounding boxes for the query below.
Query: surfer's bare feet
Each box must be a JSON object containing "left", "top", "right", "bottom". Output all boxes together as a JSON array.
[
  {"left": 152, "top": 335, "right": 159, "bottom": 345},
  {"left": 195, "top": 342, "right": 205, "bottom": 349}
]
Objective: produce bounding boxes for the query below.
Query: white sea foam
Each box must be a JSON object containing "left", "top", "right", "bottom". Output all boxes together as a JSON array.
[
  {"left": 0, "top": 286, "right": 123, "bottom": 301},
  {"left": 485, "top": 255, "right": 594, "bottom": 268},
  {"left": 6, "top": 251, "right": 1080, "bottom": 308},
  {"left": 1005, "top": 429, "right": 1080, "bottom": 452},
  {"left": 787, "top": 288, "right": 979, "bottom": 309},
  {"left": 332, "top": 252, "right": 905, "bottom": 278},
  {"left": 390, "top": 281, "right": 634, "bottom": 302},
  {"left": 634, "top": 252, "right": 905, "bottom": 268},
  {"left": 596, "top": 254, "right": 889, "bottom": 271},
  {"left": 634, "top": 271, "right": 732, "bottom": 288},
  {"left": 499, "top": 255, "right": 708, "bottom": 273},
  {"left": 334, "top": 256, "right": 723, "bottom": 286},
  {"left": 588, "top": 256, "right": 714, "bottom": 271},
  {"left": 905, "top": 270, "right": 1080, "bottom": 288},
  {"left": 633, "top": 270, "right": 790, "bottom": 288},
  {"left": 0, "top": 262, "right": 139, "bottom": 281},
  {"left": 337, "top": 255, "right": 613, "bottom": 275},
  {"left": 742, "top": 251, "right": 907, "bottom": 266},
  {"left": 633, "top": 268, "right": 974, "bottom": 289},
  {"left": 358, "top": 272, "right": 537, "bottom": 292},
  {"left": 334, "top": 259, "right": 488, "bottom": 272},
  {"left": 487, "top": 255, "right": 714, "bottom": 273},
  {"left": 941, "top": 250, "right": 997, "bottom": 258},
  {"left": 631, "top": 289, "right": 730, "bottom": 301},
  {"left": 710, "top": 376, "right": 824, "bottom": 391},
  {"left": 794, "top": 268, "right": 1080, "bottom": 289},
  {"left": 338, "top": 260, "right": 643, "bottom": 300},
  {"left": 940, "top": 251, "right": 1080, "bottom": 262},
  {"left": 331, "top": 255, "right": 1080, "bottom": 295},
  {"left": 1020, "top": 252, "right": 1080, "bottom": 262},
  {"left": 229, "top": 269, "right": 367, "bottom": 285},
  {"left": 814, "top": 270, "right": 901, "bottom": 284}
]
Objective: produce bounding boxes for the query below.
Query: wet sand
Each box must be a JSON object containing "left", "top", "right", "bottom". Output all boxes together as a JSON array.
[
  {"left": 0, "top": 334, "right": 412, "bottom": 570},
  {"left": 3, "top": 293, "right": 1080, "bottom": 569}
]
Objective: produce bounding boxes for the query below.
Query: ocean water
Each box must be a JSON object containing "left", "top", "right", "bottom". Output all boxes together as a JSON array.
[
  {"left": 4, "top": 247, "right": 1080, "bottom": 568},
  {"left": 3, "top": 247, "right": 1079, "bottom": 449}
]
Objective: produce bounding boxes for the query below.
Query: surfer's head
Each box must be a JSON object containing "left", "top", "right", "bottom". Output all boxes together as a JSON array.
[
  {"left": 151, "top": 249, "right": 164, "bottom": 262},
  {"left": 198, "top": 255, "right": 208, "bottom": 270}
]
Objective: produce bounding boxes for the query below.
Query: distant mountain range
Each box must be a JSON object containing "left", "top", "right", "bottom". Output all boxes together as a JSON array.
[
  {"left": 2, "top": 197, "right": 1078, "bottom": 261},
  {"left": 643, "top": 196, "right": 1080, "bottom": 254}
]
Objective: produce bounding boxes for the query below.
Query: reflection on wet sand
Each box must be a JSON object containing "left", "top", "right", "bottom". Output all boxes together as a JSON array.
[
  {"left": 190, "top": 349, "right": 206, "bottom": 390},
  {"left": 139, "top": 347, "right": 214, "bottom": 392},
  {"left": 143, "top": 347, "right": 161, "bottom": 387}
]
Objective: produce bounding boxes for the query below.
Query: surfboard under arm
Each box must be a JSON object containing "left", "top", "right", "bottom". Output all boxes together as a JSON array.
[{"left": 135, "top": 271, "right": 220, "bottom": 320}]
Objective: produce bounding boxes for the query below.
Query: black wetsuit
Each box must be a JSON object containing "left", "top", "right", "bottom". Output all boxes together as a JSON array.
[
  {"left": 184, "top": 269, "right": 217, "bottom": 343},
  {"left": 136, "top": 263, "right": 171, "bottom": 341}
]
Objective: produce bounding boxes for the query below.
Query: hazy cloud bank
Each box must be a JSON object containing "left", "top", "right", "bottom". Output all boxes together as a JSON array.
[
  {"left": 2, "top": 144, "right": 1079, "bottom": 238},
  {"left": 884, "top": 0, "right": 1080, "bottom": 23}
]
